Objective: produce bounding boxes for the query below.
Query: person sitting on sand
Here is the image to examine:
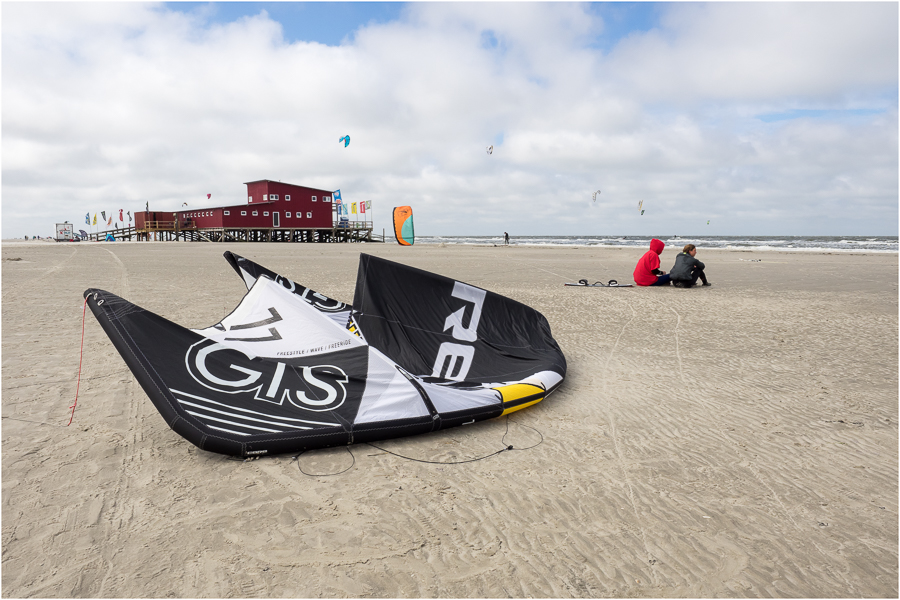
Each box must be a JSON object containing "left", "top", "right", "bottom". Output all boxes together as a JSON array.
[
  {"left": 633, "top": 238, "right": 671, "bottom": 286},
  {"left": 670, "top": 244, "right": 710, "bottom": 287}
]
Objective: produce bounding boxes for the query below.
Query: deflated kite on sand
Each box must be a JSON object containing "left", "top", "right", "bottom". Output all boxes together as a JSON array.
[{"left": 85, "top": 253, "right": 566, "bottom": 457}]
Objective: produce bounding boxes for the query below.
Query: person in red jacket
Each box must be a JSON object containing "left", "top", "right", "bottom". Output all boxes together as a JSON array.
[{"left": 633, "top": 238, "right": 671, "bottom": 286}]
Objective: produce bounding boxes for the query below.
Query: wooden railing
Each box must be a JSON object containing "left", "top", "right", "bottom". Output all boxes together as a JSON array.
[
  {"left": 336, "top": 220, "right": 371, "bottom": 229},
  {"left": 140, "top": 220, "right": 197, "bottom": 230},
  {"left": 142, "top": 221, "right": 176, "bottom": 230}
]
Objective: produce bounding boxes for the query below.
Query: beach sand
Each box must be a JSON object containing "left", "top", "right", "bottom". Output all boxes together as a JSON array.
[{"left": 2, "top": 239, "right": 897, "bottom": 597}]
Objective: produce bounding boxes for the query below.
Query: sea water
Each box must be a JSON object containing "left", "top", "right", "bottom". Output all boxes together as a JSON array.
[{"left": 415, "top": 235, "right": 898, "bottom": 253}]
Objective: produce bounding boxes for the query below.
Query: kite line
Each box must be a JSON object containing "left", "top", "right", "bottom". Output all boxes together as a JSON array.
[
  {"left": 285, "top": 415, "right": 544, "bottom": 476},
  {"left": 364, "top": 415, "right": 543, "bottom": 464},
  {"left": 292, "top": 447, "right": 357, "bottom": 476},
  {"left": 68, "top": 296, "right": 88, "bottom": 426}
]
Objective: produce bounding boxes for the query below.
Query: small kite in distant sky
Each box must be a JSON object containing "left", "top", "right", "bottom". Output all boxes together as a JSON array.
[
  {"left": 339, "top": 135, "right": 350, "bottom": 147},
  {"left": 486, "top": 145, "right": 493, "bottom": 155},
  {"left": 641, "top": 210, "right": 645, "bottom": 215},
  {"left": 207, "top": 194, "right": 211, "bottom": 199},
  {"left": 637, "top": 200, "right": 643, "bottom": 213},
  {"left": 707, "top": 220, "right": 710, "bottom": 225},
  {"left": 182, "top": 202, "right": 188, "bottom": 207},
  {"left": 592, "top": 190, "right": 601, "bottom": 202}
]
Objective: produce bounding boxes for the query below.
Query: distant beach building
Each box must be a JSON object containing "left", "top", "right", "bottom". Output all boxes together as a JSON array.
[
  {"left": 137, "top": 180, "right": 334, "bottom": 230},
  {"left": 131, "top": 179, "right": 372, "bottom": 243}
]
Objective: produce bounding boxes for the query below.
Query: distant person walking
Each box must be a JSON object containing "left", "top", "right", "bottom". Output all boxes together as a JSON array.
[
  {"left": 670, "top": 244, "right": 710, "bottom": 287},
  {"left": 633, "top": 238, "right": 671, "bottom": 286},
  {"left": 504, "top": 232, "right": 509, "bottom": 246}
]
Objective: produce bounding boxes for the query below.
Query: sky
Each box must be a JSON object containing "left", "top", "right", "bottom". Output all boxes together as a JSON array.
[{"left": 2, "top": 2, "right": 898, "bottom": 239}]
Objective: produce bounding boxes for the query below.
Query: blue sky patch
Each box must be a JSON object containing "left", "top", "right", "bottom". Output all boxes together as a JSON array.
[
  {"left": 164, "top": 2, "right": 406, "bottom": 45},
  {"left": 757, "top": 108, "right": 885, "bottom": 123},
  {"left": 164, "top": 2, "right": 663, "bottom": 52},
  {"left": 586, "top": 2, "right": 663, "bottom": 52}
]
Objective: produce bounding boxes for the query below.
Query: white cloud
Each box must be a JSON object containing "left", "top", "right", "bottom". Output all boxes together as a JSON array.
[
  {"left": 2, "top": 2, "right": 897, "bottom": 238},
  {"left": 607, "top": 3, "right": 898, "bottom": 103}
]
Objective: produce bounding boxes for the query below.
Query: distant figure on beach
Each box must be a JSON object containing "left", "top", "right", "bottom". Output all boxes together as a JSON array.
[
  {"left": 633, "top": 238, "right": 670, "bottom": 286},
  {"left": 670, "top": 244, "right": 710, "bottom": 287},
  {"left": 504, "top": 232, "right": 509, "bottom": 245}
]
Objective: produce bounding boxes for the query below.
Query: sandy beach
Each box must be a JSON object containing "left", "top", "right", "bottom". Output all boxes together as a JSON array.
[{"left": 2, "top": 239, "right": 897, "bottom": 598}]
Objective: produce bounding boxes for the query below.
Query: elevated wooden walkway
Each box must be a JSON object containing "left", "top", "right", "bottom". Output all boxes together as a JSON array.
[{"left": 81, "top": 221, "right": 377, "bottom": 243}]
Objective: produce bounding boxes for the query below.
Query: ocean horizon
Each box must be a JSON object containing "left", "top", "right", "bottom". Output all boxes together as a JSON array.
[{"left": 414, "top": 235, "right": 899, "bottom": 253}]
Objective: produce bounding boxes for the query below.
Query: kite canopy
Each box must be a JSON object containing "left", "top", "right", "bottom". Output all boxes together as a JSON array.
[
  {"left": 339, "top": 135, "right": 350, "bottom": 147},
  {"left": 223, "top": 251, "right": 351, "bottom": 329},
  {"left": 392, "top": 206, "right": 414, "bottom": 246},
  {"left": 84, "top": 253, "right": 566, "bottom": 457}
]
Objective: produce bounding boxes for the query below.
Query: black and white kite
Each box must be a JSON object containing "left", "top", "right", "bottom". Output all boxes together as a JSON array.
[{"left": 85, "top": 253, "right": 566, "bottom": 457}]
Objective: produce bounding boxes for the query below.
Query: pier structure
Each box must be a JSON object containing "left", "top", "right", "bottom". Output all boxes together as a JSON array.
[
  {"left": 79, "top": 179, "right": 376, "bottom": 243},
  {"left": 81, "top": 220, "right": 374, "bottom": 243}
]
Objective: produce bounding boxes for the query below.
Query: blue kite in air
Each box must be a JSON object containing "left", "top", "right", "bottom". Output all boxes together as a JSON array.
[{"left": 339, "top": 135, "right": 350, "bottom": 147}]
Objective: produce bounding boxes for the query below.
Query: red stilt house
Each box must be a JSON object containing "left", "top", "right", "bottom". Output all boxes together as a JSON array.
[{"left": 133, "top": 179, "right": 369, "bottom": 243}]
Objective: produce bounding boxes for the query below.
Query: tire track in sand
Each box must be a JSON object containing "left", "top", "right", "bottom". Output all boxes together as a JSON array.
[
  {"left": 498, "top": 254, "right": 666, "bottom": 586},
  {"left": 662, "top": 299, "right": 857, "bottom": 595},
  {"left": 101, "top": 247, "right": 130, "bottom": 295},
  {"left": 668, "top": 305, "right": 802, "bottom": 521},
  {"left": 1, "top": 246, "right": 80, "bottom": 299},
  {"left": 88, "top": 246, "right": 139, "bottom": 597},
  {"left": 599, "top": 297, "right": 662, "bottom": 587}
]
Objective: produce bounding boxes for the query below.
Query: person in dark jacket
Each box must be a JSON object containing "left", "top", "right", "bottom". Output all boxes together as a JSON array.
[
  {"left": 633, "top": 238, "right": 671, "bottom": 286},
  {"left": 670, "top": 244, "right": 710, "bottom": 287}
]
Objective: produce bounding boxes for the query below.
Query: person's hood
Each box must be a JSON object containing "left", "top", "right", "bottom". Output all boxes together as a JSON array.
[{"left": 650, "top": 238, "right": 665, "bottom": 255}]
